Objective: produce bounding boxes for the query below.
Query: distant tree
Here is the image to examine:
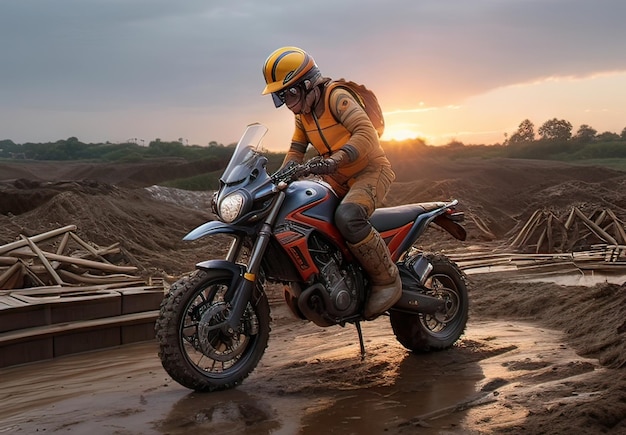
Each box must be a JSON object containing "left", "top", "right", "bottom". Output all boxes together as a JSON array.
[
  {"left": 621, "top": 127, "right": 626, "bottom": 140},
  {"left": 508, "top": 119, "right": 535, "bottom": 144},
  {"left": 0, "top": 139, "right": 19, "bottom": 157},
  {"left": 538, "top": 118, "right": 572, "bottom": 141},
  {"left": 596, "top": 131, "right": 620, "bottom": 142},
  {"left": 443, "top": 140, "right": 465, "bottom": 149},
  {"left": 574, "top": 124, "right": 597, "bottom": 144}
]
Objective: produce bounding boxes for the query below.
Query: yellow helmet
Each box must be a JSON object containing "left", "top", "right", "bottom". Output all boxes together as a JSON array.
[{"left": 262, "top": 46, "right": 318, "bottom": 97}]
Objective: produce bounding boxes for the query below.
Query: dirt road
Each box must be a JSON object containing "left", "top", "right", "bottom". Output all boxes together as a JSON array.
[{"left": 0, "top": 290, "right": 618, "bottom": 434}]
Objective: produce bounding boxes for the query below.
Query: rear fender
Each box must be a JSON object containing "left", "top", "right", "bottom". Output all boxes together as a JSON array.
[
  {"left": 394, "top": 200, "right": 463, "bottom": 256},
  {"left": 433, "top": 215, "right": 467, "bottom": 241}
]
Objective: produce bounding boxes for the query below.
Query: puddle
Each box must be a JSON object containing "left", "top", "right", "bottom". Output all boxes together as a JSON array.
[{"left": 0, "top": 319, "right": 604, "bottom": 434}]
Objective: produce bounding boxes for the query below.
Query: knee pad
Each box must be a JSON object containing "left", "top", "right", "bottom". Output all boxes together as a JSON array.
[{"left": 335, "top": 203, "right": 371, "bottom": 244}]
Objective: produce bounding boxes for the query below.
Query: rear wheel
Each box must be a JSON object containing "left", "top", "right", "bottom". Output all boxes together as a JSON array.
[
  {"left": 390, "top": 253, "right": 468, "bottom": 352},
  {"left": 155, "top": 269, "right": 270, "bottom": 391}
]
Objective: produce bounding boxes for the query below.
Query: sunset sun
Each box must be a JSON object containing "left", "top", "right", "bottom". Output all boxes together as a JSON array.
[{"left": 381, "top": 123, "right": 427, "bottom": 142}]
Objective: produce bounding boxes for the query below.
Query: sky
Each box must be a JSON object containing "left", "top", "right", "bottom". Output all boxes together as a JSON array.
[{"left": 1, "top": 0, "right": 626, "bottom": 150}]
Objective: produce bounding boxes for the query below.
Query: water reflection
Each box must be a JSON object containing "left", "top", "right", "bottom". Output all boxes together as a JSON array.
[
  {"left": 156, "top": 389, "right": 279, "bottom": 434},
  {"left": 297, "top": 349, "right": 484, "bottom": 434},
  {"left": 156, "top": 346, "right": 485, "bottom": 434}
]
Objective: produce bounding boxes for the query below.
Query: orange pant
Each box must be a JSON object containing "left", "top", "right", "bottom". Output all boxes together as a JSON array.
[{"left": 334, "top": 165, "right": 395, "bottom": 244}]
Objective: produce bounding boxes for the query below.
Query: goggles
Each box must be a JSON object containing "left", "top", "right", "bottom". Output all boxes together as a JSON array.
[{"left": 271, "top": 86, "right": 301, "bottom": 108}]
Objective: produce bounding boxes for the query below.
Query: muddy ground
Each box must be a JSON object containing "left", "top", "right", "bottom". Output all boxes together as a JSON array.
[{"left": 0, "top": 156, "right": 625, "bottom": 434}]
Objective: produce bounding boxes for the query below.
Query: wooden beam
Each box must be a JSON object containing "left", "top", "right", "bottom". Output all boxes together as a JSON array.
[
  {"left": 0, "top": 262, "right": 24, "bottom": 289},
  {"left": 574, "top": 208, "right": 618, "bottom": 245},
  {"left": 510, "top": 210, "right": 541, "bottom": 247},
  {"left": 42, "top": 251, "right": 138, "bottom": 273},
  {"left": 56, "top": 231, "right": 70, "bottom": 255},
  {"left": 606, "top": 209, "right": 626, "bottom": 245},
  {"left": 69, "top": 232, "right": 112, "bottom": 264},
  {"left": 20, "top": 235, "right": 65, "bottom": 286},
  {"left": 0, "top": 225, "right": 77, "bottom": 256}
]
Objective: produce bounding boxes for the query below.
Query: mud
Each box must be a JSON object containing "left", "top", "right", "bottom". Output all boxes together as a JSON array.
[
  {"left": 0, "top": 302, "right": 615, "bottom": 434},
  {"left": 1, "top": 157, "right": 626, "bottom": 433}
]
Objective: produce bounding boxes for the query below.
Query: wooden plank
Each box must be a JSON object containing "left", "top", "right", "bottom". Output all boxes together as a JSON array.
[
  {"left": 0, "top": 310, "right": 159, "bottom": 346},
  {"left": 606, "top": 209, "right": 626, "bottom": 245},
  {"left": 0, "top": 262, "right": 24, "bottom": 289},
  {"left": 41, "top": 251, "right": 137, "bottom": 273},
  {"left": 547, "top": 214, "right": 554, "bottom": 253},
  {"left": 69, "top": 232, "right": 112, "bottom": 264},
  {"left": 574, "top": 208, "right": 618, "bottom": 245},
  {"left": 57, "top": 269, "right": 143, "bottom": 285},
  {"left": 0, "top": 225, "right": 76, "bottom": 255},
  {"left": 2, "top": 284, "right": 162, "bottom": 297},
  {"left": 564, "top": 207, "right": 577, "bottom": 230},
  {"left": 510, "top": 210, "right": 541, "bottom": 247},
  {"left": 56, "top": 231, "right": 70, "bottom": 255},
  {"left": 20, "top": 235, "right": 65, "bottom": 286},
  {"left": 0, "top": 256, "right": 19, "bottom": 266}
]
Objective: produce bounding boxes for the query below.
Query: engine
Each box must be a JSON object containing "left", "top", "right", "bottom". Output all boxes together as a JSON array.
[{"left": 291, "top": 234, "right": 362, "bottom": 327}]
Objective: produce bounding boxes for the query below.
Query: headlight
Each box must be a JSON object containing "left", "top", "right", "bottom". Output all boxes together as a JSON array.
[{"left": 219, "top": 192, "right": 245, "bottom": 223}]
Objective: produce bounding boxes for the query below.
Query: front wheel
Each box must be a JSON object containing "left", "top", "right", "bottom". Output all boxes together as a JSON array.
[
  {"left": 155, "top": 269, "right": 270, "bottom": 392},
  {"left": 390, "top": 253, "right": 468, "bottom": 352}
]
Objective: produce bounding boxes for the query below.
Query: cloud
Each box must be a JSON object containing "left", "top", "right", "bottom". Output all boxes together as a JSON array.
[{"left": 1, "top": 0, "right": 626, "bottom": 146}]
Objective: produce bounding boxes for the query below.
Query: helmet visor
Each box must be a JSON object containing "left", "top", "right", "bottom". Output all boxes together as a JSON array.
[{"left": 271, "top": 91, "right": 285, "bottom": 108}]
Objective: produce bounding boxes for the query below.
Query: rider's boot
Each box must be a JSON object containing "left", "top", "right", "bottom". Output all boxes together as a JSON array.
[{"left": 347, "top": 228, "right": 402, "bottom": 320}]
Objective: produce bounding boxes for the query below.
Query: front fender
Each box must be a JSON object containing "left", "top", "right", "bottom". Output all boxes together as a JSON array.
[
  {"left": 196, "top": 260, "right": 255, "bottom": 316},
  {"left": 195, "top": 258, "right": 244, "bottom": 274},
  {"left": 194, "top": 259, "right": 246, "bottom": 290},
  {"left": 183, "top": 220, "right": 256, "bottom": 241}
]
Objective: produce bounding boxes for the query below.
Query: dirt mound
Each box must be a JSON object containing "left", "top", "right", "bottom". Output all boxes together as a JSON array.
[
  {"left": 0, "top": 159, "right": 222, "bottom": 188},
  {"left": 2, "top": 156, "right": 626, "bottom": 272},
  {"left": 0, "top": 180, "right": 216, "bottom": 276},
  {"left": 0, "top": 179, "right": 116, "bottom": 215},
  {"left": 388, "top": 157, "right": 626, "bottom": 241}
]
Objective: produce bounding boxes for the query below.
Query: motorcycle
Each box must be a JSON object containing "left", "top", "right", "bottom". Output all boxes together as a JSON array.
[{"left": 155, "top": 123, "right": 468, "bottom": 392}]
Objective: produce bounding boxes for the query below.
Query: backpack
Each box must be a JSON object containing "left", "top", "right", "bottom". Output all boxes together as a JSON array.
[{"left": 334, "top": 79, "right": 385, "bottom": 137}]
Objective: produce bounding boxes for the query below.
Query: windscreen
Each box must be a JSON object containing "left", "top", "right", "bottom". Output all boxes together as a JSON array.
[{"left": 221, "top": 123, "right": 268, "bottom": 184}]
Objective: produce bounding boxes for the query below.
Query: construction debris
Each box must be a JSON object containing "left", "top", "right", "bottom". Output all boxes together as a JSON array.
[
  {"left": 0, "top": 225, "right": 150, "bottom": 290},
  {"left": 447, "top": 207, "right": 626, "bottom": 276},
  {"left": 0, "top": 225, "right": 165, "bottom": 367},
  {"left": 508, "top": 207, "right": 626, "bottom": 254}
]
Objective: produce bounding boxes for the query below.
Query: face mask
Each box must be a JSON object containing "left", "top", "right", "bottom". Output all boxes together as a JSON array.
[
  {"left": 285, "top": 86, "right": 304, "bottom": 113},
  {"left": 286, "top": 81, "right": 321, "bottom": 115}
]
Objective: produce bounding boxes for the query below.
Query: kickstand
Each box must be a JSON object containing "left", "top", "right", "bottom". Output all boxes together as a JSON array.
[{"left": 355, "top": 321, "right": 366, "bottom": 360}]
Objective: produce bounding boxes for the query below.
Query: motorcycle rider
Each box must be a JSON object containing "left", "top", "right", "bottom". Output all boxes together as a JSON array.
[{"left": 261, "top": 46, "right": 402, "bottom": 319}]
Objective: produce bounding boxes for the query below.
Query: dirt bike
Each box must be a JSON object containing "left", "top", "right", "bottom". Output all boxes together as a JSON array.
[{"left": 155, "top": 123, "right": 469, "bottom": 392}]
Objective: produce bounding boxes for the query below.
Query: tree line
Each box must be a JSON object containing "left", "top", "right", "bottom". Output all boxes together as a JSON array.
[
  {"left": 1, "top": 117, "right": 625, "bottom": 164},
  {"left": 501, "top": 119, "right": 626, "bottom": 160},
  {"left": 0, "top": 137, "right": 236, "bottom": 162}
]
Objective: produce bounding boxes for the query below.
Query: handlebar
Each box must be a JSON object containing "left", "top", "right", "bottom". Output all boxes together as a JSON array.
[{"left": 270, "top": 161, "right": 308, "bottom": 185}]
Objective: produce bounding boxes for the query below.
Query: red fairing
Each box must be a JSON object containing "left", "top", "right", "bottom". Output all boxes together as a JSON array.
[
  {"left": 381, "top": 223, "right": 412, "bottom": 262},
  {"left": 275, "top": 194, "right": 350, "bottom": 281}
]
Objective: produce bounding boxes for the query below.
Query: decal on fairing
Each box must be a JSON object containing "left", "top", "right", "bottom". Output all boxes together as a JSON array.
[{"left": 275, "top": 228, "right": 317, "bottom": 278}]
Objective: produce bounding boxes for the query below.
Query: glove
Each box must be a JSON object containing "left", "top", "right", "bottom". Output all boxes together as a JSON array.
[{"left": 306, "top": 156, "right": 338, "bottom": 175}]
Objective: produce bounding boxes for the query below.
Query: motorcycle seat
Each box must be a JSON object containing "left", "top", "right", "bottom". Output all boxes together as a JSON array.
[{"left": 370, "top": 202, "right": 446, "bottom": 232}]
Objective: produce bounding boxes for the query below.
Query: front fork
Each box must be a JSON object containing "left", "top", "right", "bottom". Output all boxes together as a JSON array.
[{"left": 221, "top": 190, "right": 286, "bottom": 332}]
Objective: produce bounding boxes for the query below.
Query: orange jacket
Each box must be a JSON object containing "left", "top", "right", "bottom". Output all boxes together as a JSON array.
[{"left": 284, "top": 81, "right": 392, "bottom": 195}]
